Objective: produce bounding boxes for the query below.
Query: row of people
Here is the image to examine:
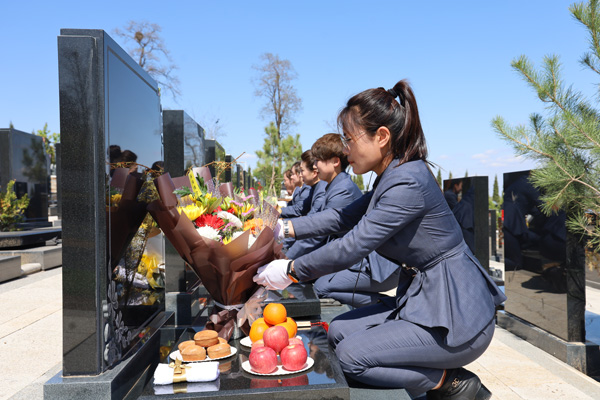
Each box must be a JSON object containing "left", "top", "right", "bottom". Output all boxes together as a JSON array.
[
  {"left": 278, "top": 134, "right": 401, "bottom": 307},
  {"left": 255, "top": 79, "right": 505, "bottom": 399}
]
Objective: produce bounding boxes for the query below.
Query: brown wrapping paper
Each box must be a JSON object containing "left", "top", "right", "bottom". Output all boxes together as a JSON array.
[{"left": 147, "top": 173, "right": 284, "bottom": 340}]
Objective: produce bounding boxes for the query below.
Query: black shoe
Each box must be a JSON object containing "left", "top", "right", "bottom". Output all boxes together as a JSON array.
[{"left": 425, "top": 368, "right": 492, "bottom": 400}]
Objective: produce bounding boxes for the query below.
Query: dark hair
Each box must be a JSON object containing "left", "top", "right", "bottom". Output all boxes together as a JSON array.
[
  {"left": 284, "top": 169, "right": 293, "bottom": 179},
  {"left": 291, "top": 161, "right": 302, "bottom": 175},
  {"left": 300, "top": 150, "right": 317, "bottom": 169},
  {"left": 337, "top": 79, "right": 427, "bottom": 166},
  {"left": 311, "top": 133, "right": 349, "bottom": 170}
]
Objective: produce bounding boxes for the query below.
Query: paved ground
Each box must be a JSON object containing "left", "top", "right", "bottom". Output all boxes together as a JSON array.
[{"left": 3, "top": 267, "right": 600, "bottom": 400}]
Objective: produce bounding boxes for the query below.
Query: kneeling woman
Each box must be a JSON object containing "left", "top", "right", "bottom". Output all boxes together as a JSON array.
[{"left": 254, "top": 80, "right": 505, "bottom": 399}]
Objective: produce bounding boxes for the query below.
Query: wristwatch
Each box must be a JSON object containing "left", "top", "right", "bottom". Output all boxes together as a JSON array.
[
  {"left": 283, "top": 220, "right": 290, "bottom": 238},
  {"left": 286, "top": 260, "right": 299, "bottom": 283}
]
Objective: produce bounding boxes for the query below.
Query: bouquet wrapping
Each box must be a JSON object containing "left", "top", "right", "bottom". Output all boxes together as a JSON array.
[{"left": 147, "top": 168, "right": 283, "bottom": 340}]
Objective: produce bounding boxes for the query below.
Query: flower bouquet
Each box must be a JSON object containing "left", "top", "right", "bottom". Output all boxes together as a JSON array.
[{"left": 147, "top": 167, "right": 284, "bottom": 340}]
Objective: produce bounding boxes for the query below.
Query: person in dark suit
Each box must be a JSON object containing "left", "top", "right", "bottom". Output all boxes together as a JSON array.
[
  {"left": 255, "top": 80, "right": 505, "bottom": 399},
  {"left": 286, "top": 134, "right": 362, "bottom": 259},
  {"left": 282, "top": 169, "right": 295, "bottom": 203},
  {"left": 443, "top": 179, "right": 462, "bottom": 210},
  {"left": 281, "top": 161, "right": 312, "bottom": 218}
]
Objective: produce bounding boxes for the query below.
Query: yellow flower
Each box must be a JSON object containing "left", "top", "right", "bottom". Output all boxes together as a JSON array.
[
  {"left": 110, "top": 193, "right": 122, "bottom": 204},
  {"left": 178, "top": 204, "right": 207, "bottom": 221},
  {"left": 243, "top": 218, "right": 264, "bottom": 235}
]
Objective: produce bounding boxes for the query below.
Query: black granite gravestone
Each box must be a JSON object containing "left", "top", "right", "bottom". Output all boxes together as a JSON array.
[
  {"left": 45, "top": 29, "right": 170, "bottom": 399},
  {"left": 236, "top": 165, "right": 242, "bottom": 189},
  {"left": 0, "top": 127, "right": 50, "bottom": 226},
  {"left": 224, "top": 155, "right": 233, "bottom": 182},
  {"left": 205, "top": 139, "right": 225, "bottom": 180},
  {"left": 498, "top": 170, "right": 600, "bottom": 376},
  {"left": 443, "top": 176, "right": 489, "bottom": 272},
  {"left": 162, "top": 110, "right": 208, "bottom": 325}
]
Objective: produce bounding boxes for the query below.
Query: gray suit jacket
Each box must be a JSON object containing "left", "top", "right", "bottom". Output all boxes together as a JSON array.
[
  {"left": 286, "top": 172, "right": 361, "bottom": 259},
  {"left": 292, "top": 159, "right": 506, "bottom": 347},
  {"left": 281, "top": 185, "right": 312, "bottom": 218}
]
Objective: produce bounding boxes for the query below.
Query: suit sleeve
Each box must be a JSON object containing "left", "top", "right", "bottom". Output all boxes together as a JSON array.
[
  {"left": 280, "top": 187, "right": 312, "bottom": 218},
  {"left": 293, "top": 181, "right": 424, "bottom": 282},
  {"left": 292, "top": 192, "right": 372, "bottom": 239}
]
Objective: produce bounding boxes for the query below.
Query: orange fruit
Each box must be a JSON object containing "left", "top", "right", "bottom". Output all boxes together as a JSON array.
[
  {"left": 276, "top": 317, "right": 297, "bottom": 338},
  {"left": 249, "top": 318, "right": 271, "bottom": 343},
  {"left": 263, "top": 303, "right": 287, "bottom": 325}
]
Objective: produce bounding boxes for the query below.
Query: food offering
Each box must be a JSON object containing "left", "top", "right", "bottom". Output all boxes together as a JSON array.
[
  {"left": 170, "top": 329, "right": 236, "bottom": 363},
  {"left": 243, "top": 304, "right": 311, "bottom": 376}
]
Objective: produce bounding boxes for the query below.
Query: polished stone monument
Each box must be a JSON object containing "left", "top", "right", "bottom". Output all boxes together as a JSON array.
[
  {"left": 443, "top": 176, "right": 489, "bottom": 272},
  {"left": 204, "top": 139, "right": 225, "bottom": 180},
  {"left": 45, "top": 29, "right": 170, "bottom": 399},
  {"left": 162, "top": 110, "right": 208, "bottom": 325},
  {"left": 0, "top": 127, "right": 50, "bottom": 226},
  {"left": 498, "top": 170, "right": 600, "bottom": 376}
]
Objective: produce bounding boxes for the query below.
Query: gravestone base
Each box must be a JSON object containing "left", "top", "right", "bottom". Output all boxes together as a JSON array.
[
  {"left": 165, "top": 284, "right": 209, "bottom": 326},
  {"left": 498, "top": 311, "right": 600, "bottom": 377},
  {"left": 44, "top": 312, "right": 174, "bottom": 400},
  {"left": 0, "top": 244, "right": 61, "bottom": 270},
  {"left": 0, "top": 255, "right": 21, "bottom": 282},
  {"left": 0, "top": 227, "right": 61, "bottom": 249},
  {"left": 265, "top": 283, "right": 321, "bottom": 318}
]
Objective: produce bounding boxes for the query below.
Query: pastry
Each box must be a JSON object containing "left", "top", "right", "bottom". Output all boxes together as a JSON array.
[
  {"left": 217, "top": 337, "right": 228, "bottom": 345},
  {"left": 207, "top": 343, "right": 231, "bottom": 359},
  {"left": 181, "top": 345, "right": 206, "bottom": 362},
  {"left": 194, "top": 329, "right": 219, "bottom": 347},
  {"left": 177, "top": 340, "right": 196, "bottom": 352}
]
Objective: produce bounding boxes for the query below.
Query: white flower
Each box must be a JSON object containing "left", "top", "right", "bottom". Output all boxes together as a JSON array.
[
  {"left": 217, "top": 211, "right": 243, "bottom": 229},
  {"left": 231, "top": 230, "right": 257, "bottom": 249},
  {"left": 196, "top": 226, "right": 221, "bottom": 242}
]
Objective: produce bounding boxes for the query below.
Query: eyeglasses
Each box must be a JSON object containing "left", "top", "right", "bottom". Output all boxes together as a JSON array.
[{"left": 340, "top": 132, "right": 367, "bottom": 150}]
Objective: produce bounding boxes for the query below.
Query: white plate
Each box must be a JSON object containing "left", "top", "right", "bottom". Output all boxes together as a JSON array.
[
  {"left": 170, "top": 346, "right": 237, "bottom": 362},
  {"left": 241, "top": 356, "right": 314, "bottom": 376},
  {"left": 240, "top": 336, "right": 303, "bottom": 348}
]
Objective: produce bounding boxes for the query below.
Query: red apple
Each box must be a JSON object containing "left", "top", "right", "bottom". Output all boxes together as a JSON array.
[
  {"left": 281, "top": 374, "right": 309, "bottom": 387},
  {"left": 249, "top": 346, "right": 278, "bottom": 374},
  {"left": 250, "top": 378, "right": 280, "bottom": 389},
  {"left": 262, "top": 325, "right": 289, "bottom": 354},
  {"left": 288, "top": 337, "right": 303, "bottom": 346},
  {"left": 251, "top": 339, "right": 265, "bottom": 349},
  {"left": 280, "top": 344, "right": 308, "bottom": 371}
]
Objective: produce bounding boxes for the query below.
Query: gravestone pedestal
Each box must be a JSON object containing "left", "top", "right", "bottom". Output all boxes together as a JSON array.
[{"left": 265, "top": 283, "right": 321, "bottom": 318}]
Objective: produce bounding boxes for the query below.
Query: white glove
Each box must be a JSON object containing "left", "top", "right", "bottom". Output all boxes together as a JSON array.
[
  {"left": 274, "top": 219, "right": 285, "bottom": 241},
  {"left": 253, "top": 259, "right": 292, "bottom": 291}
]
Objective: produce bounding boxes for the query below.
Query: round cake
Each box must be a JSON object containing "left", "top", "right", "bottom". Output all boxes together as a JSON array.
[
  {"left": 207, "top": 343, "right": 231, "bottom": 359},
  {"left": 177, "top": 340, "right": 196, "bottom": 352},
  {"left": 217, "top": 337, "right": 228, "bottom": 345},
  {"left": 194, "top": 329, "right": 219, "bottom": 347},
  {"left": 181, "top": 345, "right": 206, "bottom": 362}
]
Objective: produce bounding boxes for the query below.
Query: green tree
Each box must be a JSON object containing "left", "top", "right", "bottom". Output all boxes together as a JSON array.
[
  {"left": 352, "top": 174, "right": 365, "bottom": 191},
  {"left": 492, "top": 174, "right": 502, "bottom": 210},
  {"left": 113, "top": 21, "right": 181, "bottom": 100},
  {"left": 33, "top": 123, "right": 60, "bottom": 165},
  {"left": 252, "top": 53, "right": 303, "bottom": 195},
  {"left": 254, "top": 123, "right": 302, "bottom": 196},
  {"left": 0, "top": 180, "right": 29, "bottom": 231},
  {"left": 464, "top": 170, "right": 469, "bottom": 177},
  {"left": 493, "top": 0, "right": 600, "bottom": 250},
  {"left": 436, "top": 168, "right": 442, "bottom": 188},
  {"left": 449, "top": 171, "right": 453, "bottom": 180}
]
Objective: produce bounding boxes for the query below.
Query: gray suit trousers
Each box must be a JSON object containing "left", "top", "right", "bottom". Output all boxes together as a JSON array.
[
  {"left": 328, "top": 301, "right": 495, "bottom": 396},
  {"left": 313, "top": 268, "right": 401, "bottom": 307}
]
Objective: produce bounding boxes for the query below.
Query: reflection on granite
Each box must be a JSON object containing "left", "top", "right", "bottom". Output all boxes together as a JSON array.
[
  {"left": 139, "top": 326, "right": 349, "bottom": 399},
  {"left": 503, "top": 170, "right": 585, "bottom": 342},
  {"left": 266, "top": 283, "right": 321, "bottom": 318}
]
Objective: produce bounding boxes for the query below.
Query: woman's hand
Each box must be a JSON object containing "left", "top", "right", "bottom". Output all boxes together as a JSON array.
[{"left": 253, "top": 259, "right": 292, "bottom": 290}]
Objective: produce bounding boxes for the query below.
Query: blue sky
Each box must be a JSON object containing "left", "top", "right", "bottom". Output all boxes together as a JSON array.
[{"left": 1, "top": 0, "right": 596, "bottom": 191}]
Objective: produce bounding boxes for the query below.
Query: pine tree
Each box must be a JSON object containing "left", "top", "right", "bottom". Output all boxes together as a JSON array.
[
  {"left": 254, "top": 122, "right": 302, "bottom": 196},
  {"left": 493, "top": 0, "right": 600, "bottom": 250},
  {"left": 465, "top": 170, "right": 469, "bottom": 177},
  {"left": 436, "top": 168, "right": 442, "bottom": 188},
  {"left": 352, "top": 174, "right": 365, "bottom": 191},
  {"left": 492, "top": 174, "right": 501, "bottom": 210},
  {"left": 449, "top": 171, "right": 453, "bottom": 180}
]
